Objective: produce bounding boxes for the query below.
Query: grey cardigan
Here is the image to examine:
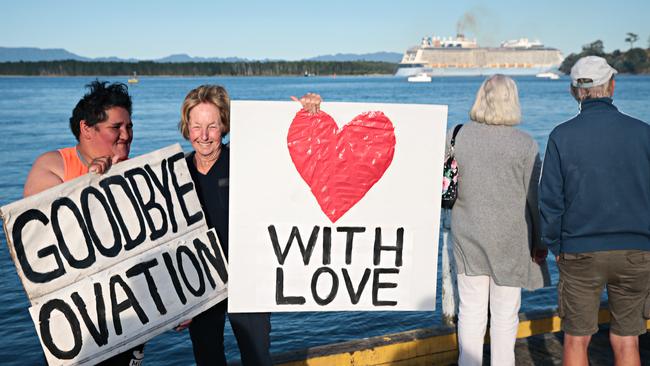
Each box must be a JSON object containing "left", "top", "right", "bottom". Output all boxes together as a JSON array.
[{"left": 448, "top": 121, "right": 549, "bottom": 290}]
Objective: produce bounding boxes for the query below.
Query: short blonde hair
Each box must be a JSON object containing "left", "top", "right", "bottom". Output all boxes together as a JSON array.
[
  {"left": 469, "top": 74, "right": 521, "bottom": 126},
  {"left": 570, "top": 77, "right": 614, "bottom": 102},
  {"left": 179, "top": 85, "right": 230, "bottom": 139}
]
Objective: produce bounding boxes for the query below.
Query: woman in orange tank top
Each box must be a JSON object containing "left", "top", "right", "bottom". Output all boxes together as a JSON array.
[{"left": 58, "top": 146, "right": 89, "bottom": 181}]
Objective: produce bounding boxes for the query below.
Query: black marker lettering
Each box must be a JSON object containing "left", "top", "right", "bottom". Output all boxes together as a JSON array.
[
  {"left": 71, "top": 283, "right": 108, "bottom": 346},
  {"left": 342, "top": 268, "right": 371, "bottom": 304},
  {"left": 268, "top": 225, "right": 319, "bottom": 265},
  {"left": 168, "top": 152, "right": 203, "bottom": 227},
  {"left": 337, "top": 227, "right": 366, "bottom": 265},
  {"left": 80, "top": 186, "right": 122, "bottom": 258},
  {"left": 373, "top": 227, "right": 404, "bottom": 267},
  {"left": 145, "top": 161, "right": 178, "bottom": 233},
  {"left": 125, "top": 167, "right": 168, "bottom": 241},
  {"left": 163, "top": 252, "right": 186, "bottom": 304},
  {"left": 177, "top": 245, "right": 205, "bottom": 297},
  {"left": 12, "top": 209, "right": 65, "bottom": 283},
  {"left": 126, "top": 259, "right": 167, "bottom": 316},
  {"left": 39, "top": 299, "right": 82, "bottom": 359},
  {"left": 194, "top": 231, "right": 228, "bottom": 289},
  {"left": 311, "top": 267, "right": 339, "bottom": 306},
  {"left": 372, "top": 268, "right": 399, "bottom": 306},
  {"left": 51, "top": 197, "right": 95, "bottom": 269},
  {"left": 109, "top": 274, "right": 149, "bottom": 335},
  {"left": 322, "top": 227, "right": 331, "bottom": 265},
  {"left": 100, "top": 175, "right": 147, "bottom": 251},
  {"left": 275, "top": 267, "right": 305, "bottom": 305}
]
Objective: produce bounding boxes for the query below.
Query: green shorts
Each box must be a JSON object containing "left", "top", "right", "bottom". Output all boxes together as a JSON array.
[{"left": 557, "top": 250, "right": 650, "bottom": 336}]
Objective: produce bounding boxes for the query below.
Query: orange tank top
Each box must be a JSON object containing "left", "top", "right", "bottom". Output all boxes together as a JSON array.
[{"left": 58, "top": 147, "right": 89, "bottom": 182}]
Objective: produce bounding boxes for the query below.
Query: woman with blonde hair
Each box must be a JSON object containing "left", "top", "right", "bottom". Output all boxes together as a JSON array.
[
  {"left": 176, "top": 86, "right": 320, "bottom": 365},
  {"left": 176, "top": 84, "right": 272, "bottom": 366},
  {"left": 448, "top": 74, "right": 549, "bottom": 365}
]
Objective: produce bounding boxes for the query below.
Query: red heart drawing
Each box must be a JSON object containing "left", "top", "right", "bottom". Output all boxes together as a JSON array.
[{"left": 287, "top": 109, "right": 396, "bottom": 222}]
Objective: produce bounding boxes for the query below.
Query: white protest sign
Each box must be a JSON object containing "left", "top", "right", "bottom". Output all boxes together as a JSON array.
[
  {"left": 1, "top": 144, "right": 228, "bottom": 365},
  {"left": 229, "top": 101, "right": 447, "bottom": 312}
]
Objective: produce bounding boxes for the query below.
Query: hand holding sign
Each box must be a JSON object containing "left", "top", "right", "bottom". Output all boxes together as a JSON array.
[
  {"left": 290, "top": 93, "right": 321, "bottom": 114},
  {"left": 88, "top": 155, "right": 122, "bottom": 174}
]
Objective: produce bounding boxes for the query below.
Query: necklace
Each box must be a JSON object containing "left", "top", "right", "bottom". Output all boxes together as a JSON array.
[{"left": 76, "top": 147, "right": 90, "bottom": 167}]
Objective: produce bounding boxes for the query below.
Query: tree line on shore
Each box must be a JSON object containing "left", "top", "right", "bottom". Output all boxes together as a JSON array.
[
  {"left": 0, "top": 60, "right": 397, "bottom": 76},
  {"left": 560, "top": 39, "right": 650, "bottom": 74}
]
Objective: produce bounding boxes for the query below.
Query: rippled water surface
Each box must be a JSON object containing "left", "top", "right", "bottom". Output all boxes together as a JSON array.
[{"left": 1, "top": 75, "right": 649, "bottom": 365}]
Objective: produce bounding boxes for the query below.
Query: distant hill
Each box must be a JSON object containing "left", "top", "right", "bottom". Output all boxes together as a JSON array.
[
  {"left": 0, "top": 47, "right": 248, "bottom": 63},
  {"left": 0, "top": 47, "right": 402, "bottom": 64},
  {"left": 94, "top": 56, "right": 139, "bottom": 63},
  {"left": 307, "top": 52, "right": 402, "bottom": 63},
  {"left": 155, "top": 53, "right": 248, "bottom": 63},
  {"left": 0, "top": 47, "right": 91, "bottom": 61}
]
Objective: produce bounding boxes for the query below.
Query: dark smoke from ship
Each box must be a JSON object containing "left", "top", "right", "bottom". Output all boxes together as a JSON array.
[{"left": 456, "top": 12, "right": 477, "bottom": 38}]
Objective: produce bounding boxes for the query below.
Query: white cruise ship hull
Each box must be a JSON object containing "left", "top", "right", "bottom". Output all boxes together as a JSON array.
[{"left": 396, "top": 65, "right": 558, "bottom": 77}]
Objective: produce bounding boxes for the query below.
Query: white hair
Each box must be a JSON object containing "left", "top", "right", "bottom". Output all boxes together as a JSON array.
[{"left": 469, "top": 74, "right": 521, "bottom": 126}]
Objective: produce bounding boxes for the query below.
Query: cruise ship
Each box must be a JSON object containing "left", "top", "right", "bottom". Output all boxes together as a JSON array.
[{"left": 395, "top": 34, "right": 563, "bottom": 77}]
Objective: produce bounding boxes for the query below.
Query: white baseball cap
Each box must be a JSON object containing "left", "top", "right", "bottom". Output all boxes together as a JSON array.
[{"left": 570, "top": 56, "right": 618, "bottom": 88}]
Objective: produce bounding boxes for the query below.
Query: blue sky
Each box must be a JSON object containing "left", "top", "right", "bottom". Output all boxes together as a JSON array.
[{"left": 2, "top": 0, "right": 649, "bottom": 60}]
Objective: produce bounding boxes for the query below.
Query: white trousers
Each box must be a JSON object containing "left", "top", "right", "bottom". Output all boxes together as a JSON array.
[{"left": 457, "top": 273, "right": 521, "bottom": 366}]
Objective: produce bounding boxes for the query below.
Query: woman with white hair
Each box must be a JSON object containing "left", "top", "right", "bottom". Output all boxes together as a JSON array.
[{"left": 448, "top": 74, "right": 549, "bottom": 366}]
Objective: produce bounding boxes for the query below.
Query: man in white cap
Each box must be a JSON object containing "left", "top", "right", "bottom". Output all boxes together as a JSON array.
[{"left": 539, "top": 56, "right": 650, "bottom": 365}]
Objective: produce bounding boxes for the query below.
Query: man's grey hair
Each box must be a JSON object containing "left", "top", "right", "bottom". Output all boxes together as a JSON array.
[{"left": 570, "top": 77, "right": 614, "bottom": 102}]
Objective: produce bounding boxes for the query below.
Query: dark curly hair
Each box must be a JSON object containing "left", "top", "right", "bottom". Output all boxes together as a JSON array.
[{"left": 69, "top": 80, "right": 133, "bottom": 141}]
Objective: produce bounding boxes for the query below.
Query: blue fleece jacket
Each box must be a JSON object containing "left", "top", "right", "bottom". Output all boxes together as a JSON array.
[{"left": 539, "top": 98, "right": 650, "bottom": 255}]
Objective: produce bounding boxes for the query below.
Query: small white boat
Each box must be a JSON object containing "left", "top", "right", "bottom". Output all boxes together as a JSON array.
[
  {"left": 407, "top": 73, "right": 432, "bottom": 83},
  {"left": 536, "top": 72, "right": 560, "bottom": 80}
]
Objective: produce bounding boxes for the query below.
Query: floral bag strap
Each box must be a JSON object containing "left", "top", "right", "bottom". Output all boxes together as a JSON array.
[{"left": 450, "top": 124, "right": 463, "bottom": 151}]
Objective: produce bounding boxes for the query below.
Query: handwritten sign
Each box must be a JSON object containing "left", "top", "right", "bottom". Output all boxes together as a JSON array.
[
  {"left": 1, "top": 144, "right": 228, "bottom": 365},
  {"left": 228, "top": 101, "right": 447, "bottom": 312}
]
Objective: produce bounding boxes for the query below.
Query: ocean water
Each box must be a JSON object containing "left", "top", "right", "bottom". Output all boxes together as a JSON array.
[{"left": 1, "top": 75, "right": 649, "bottom": 365}]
